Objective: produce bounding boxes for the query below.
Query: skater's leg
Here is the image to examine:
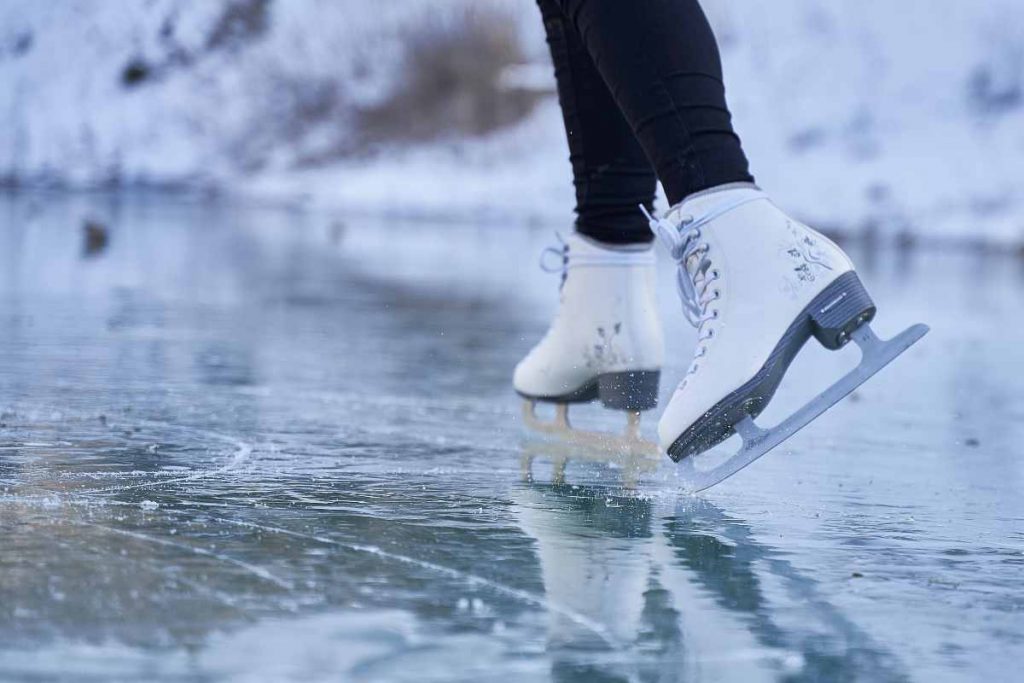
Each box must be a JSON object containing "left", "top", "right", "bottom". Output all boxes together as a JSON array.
[
  {"left": 536, "top": 0, "right": 657, "bottom": 244},
  {"left": 535, "top": 2, "right": 926, "bottom": 480},
  {"left": 515, "top": 1, "right": 666, "bottom": 419},
  {"left": 552, "top": 0, "right": 753, "bottom": 205}
]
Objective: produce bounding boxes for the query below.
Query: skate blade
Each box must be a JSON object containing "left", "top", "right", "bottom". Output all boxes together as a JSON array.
[
  {"left": 678, "top": 322, "right": 929, "bottom": 493},
  {"left": 521, "top": 401, "right": 660, "bottom": 459}
]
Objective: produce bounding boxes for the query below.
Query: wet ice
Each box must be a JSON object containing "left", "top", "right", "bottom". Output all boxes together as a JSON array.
[{"left": 0, "top": 192, "right": 1022, "bottom": 681}]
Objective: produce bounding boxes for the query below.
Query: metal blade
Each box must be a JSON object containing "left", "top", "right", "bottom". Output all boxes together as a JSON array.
[{"left": 678, "top": 322, "right": 929, "bottom": 492}]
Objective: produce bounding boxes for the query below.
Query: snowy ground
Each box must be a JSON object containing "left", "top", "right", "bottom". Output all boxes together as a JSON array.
[
  {"left": 4, "top": 1, "right": 1024, "bottom": 247},
  {"left": 0, "top": 191, "right": 1021, "bottom": 682}
]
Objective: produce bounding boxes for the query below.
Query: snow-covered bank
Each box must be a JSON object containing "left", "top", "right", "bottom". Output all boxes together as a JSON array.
[
  {"left": 3, "top": 0, "right": 1024, "bottom": 248},
  {"left": 0, "top": 0, "right": 544, "bottom": 184}
]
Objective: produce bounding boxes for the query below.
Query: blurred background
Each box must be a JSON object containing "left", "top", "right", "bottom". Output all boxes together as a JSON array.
[
  {"left": 3, "top": 0, "right": 1024, "bottom": 248},
  {"left": 2, "top": 2, "right": 1024, "bottom": 681}
]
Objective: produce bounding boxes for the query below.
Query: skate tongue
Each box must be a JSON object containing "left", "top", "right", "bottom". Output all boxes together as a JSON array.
[
  {"left": 636, "top": 206, "right": 701, "bottom": 277},
  {"left": 639, "top": 204, "right": 690, "bottom": 258},
  {"left": 668, "top": 184, "right": 767, "bottom": 236},
  {"left": 641, "top": 185, "right": 766, "bottom": 260}
]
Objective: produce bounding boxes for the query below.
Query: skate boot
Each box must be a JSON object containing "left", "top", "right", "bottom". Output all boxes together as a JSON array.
[
  {"left": 515, "top": 232, "right": 663, "bottom": 454},
  {"left": 644, "top": 183, "right": 927, "bottom": 490}
]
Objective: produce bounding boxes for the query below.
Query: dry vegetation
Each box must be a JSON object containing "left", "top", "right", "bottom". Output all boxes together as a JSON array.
[
  {"left": 244, "top": 3, "right": 545, "bottom": 169},
  {"left": 356, "top": 6, "right": 543, "bottom": 145}
]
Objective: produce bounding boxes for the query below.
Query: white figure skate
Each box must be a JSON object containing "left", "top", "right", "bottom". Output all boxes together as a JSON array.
[
  {"left": 643, "top": 183, "right": 928, "bottom": 491},
  {"left": 515, "top": 232, "right": 663, "bottom": 455}
]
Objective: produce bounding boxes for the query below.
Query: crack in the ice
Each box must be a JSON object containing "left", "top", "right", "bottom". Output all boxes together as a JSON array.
[
  {"left": 207, "top": 516, "right": 621, "bottom": 648},
  {"left": 87, "top": 420, "right": 256, "bottom": 494},
  {"left": 74, "top": 520, "right": 293, "bottom": 591}
]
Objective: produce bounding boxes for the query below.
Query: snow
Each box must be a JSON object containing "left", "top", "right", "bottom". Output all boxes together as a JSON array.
[{"left": 2, "top": 0, "right": 1024, "bottom": 246}]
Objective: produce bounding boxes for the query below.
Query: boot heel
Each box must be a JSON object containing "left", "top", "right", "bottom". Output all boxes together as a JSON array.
[
  {"left": 598, "top": 371, "right": 660, "bottom": 411},
  {"left": 809, "top": 271, "right": 877, "bottom": 350}
]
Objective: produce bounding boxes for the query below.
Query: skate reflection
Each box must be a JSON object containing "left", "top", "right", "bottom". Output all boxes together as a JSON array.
[
  {"left": 513, "top": 483, "right": 906, "bottom": 681},
  {"left": 519, "top": 436, "right": 660, "bottom": 489},
  {"left": 519, "top": 402, "right": 662, "bottom": 490}
]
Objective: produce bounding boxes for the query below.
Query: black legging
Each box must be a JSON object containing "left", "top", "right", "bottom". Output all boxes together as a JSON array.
[{"left": 537, "top": 0, "right": 754, "bottom": 244}]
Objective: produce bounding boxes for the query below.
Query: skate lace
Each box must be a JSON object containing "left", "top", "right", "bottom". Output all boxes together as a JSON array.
[
  {"left": 539, "top": 232, "right": 655, "bottom": 290},
  {"left": 640, "top": 195, "right": 762, "bottom": 375},
  {"left": 539, "top": 233, "right": 570, "bottom": 288},
  {"left": 639, "top": 205, "right": 719, "bottom": 333}
]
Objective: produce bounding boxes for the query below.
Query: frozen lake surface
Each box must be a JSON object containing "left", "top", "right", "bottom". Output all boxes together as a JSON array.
[{"left": 0, "top": 192, "right": 1022, "bottom": 682}]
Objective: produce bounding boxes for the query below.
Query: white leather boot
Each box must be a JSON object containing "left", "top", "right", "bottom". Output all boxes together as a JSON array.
[
  {"left": 648, "top": 183, "right": 875, "bottom": 460},
  {"left": 514, "top": 233, "right": 664, "bottom": 413}
]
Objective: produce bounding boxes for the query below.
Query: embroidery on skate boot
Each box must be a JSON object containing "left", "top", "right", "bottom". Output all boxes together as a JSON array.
[
  {"left": 786, "top": 221, "right": 834, "bottom": 271},
  {"left": 779, "top": 239, "right": 818, "bottom": 292},
  {"left": 583, "top": 323, "right": 625, "bottom": 369},
  {"left": 778, "top": 222, "right": 836, "bottom": 296}
]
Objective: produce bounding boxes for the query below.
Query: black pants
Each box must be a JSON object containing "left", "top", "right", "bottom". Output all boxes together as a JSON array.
[{"left": 537, "top": 0, "right": 753, "bottom": 244}]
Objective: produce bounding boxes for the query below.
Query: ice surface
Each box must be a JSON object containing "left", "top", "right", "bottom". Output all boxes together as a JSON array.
[{"left": 0, "top": 191, "right": 1022, "bottom": 681}]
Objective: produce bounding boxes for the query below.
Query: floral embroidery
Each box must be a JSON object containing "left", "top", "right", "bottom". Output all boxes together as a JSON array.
[
  {"left": 583, "top": 322, "right": 625, "bottom": 369},
  {"left": 781, "top": 222, "right": 834, "bottom": 291}
]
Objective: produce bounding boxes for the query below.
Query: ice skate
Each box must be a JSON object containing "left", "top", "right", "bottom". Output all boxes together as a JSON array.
[
  {"left": 644, "top": 183, "right": 928, "bottom": 491},
  {"left": 515, "top": 232, "right": 663, "bottom": 456}
]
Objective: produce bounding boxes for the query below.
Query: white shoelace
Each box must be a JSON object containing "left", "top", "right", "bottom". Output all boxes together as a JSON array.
[
  {"left": 539, "top": 233, "right": 655, "bottom": 289},
  {"left": 539, "top": 233, "right": 571, "bottom": 287},
  {"left": 640, "top": 193, "right": 766, "bottom": 374}
]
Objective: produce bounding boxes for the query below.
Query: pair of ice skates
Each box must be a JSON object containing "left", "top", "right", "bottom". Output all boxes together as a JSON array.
[{"left": 515, "top": 184, "right": 928, "bottom": 491}]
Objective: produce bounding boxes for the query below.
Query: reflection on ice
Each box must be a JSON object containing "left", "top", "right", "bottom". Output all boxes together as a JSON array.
[
  {"left": 515, "top": 484, "right": 907, "bottom": 681},
  {"left": 1, "top": 192, "right": 1022, "bottom": 681}
]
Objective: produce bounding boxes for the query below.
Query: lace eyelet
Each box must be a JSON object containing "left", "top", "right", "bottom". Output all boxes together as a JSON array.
[
  {"left": 713, "top": 309, "right": 719, "bottom": 319},
  {"left": 714, "top": 289, "right": 721, "bottom": 299},
  {"left": 712, "top": 269, "right": 720, "bottom": 278}
]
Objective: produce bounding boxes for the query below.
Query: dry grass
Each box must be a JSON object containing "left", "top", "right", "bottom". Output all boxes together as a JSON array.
[
  {"left": 355, "top": 6, "right": 542, "bottom": 145},
  {"left": 225, "top": 3, "right": 546, "bottom": 170},
  {"left": 206, "top": 0, "right": 271, "bottom": 52}
]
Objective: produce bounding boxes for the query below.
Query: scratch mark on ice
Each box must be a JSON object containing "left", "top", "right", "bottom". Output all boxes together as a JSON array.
[
  {"left": 208, "top": 516, "right": 619, "bottom": 648},
  {"left": 75, "top": 520, "right": 292, "bottom": 590}
]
